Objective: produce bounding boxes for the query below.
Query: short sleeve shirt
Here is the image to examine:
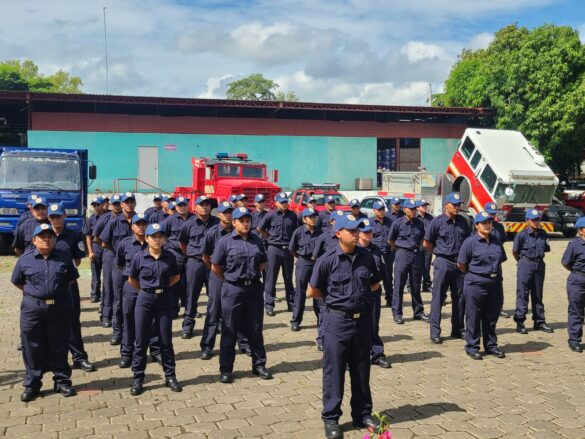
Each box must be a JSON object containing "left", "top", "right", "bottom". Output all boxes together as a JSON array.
[
  {"left": 258, "top": 209, "right": 298, "bottom": 245},
  {"left": 99, "top": 214, "right": 133, "bottom": 252},
  {"left": 457, "top": 234, "right": 507, "bottom": 275},
  {"left": 116, "top": 236, "right": 148, "bottom": 277},
  {"left": 211, "top": 231, "right": 267, "bottom": 282},
  {"left": 289, "top": 225, "right": 322, "bottom": 259},
  {"left": 178, "top": 215, "right": 220, "bottom": 258},
  {"left": 512, "top": 228, "right": 550, "bottom": 259},
  {"left": 129, "top": 249, "right": 179, "bottom": 290},
  {"left": 388, "top": 217, "right": 425, "bottom": 249},
  {"left": 425, "top": 213, "right": 471, "bottom": 257},
  {"left": 562, "top": 238, "right": 585, "bottom": 271},
  {"left": 55, "top": 228, "right": 86, "bottom": 261},
  {"left": 371, "top": 216, "right": 393, "bottom": 253}
]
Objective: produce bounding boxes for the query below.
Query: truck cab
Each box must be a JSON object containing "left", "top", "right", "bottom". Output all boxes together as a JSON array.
[{"left": 289, "top": 183, "right": 351, "bottom": 213}]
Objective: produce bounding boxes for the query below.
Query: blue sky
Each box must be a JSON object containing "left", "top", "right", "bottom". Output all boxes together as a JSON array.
[{"left": 1, "top": 0, "right": 584, "bottom": 105}]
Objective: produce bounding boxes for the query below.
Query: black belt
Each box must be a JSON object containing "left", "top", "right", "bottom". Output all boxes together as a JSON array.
[
  {"left": 326, "top": 307, "right": 366, "bottom": 320},
  {"left": 24, "top": 295, "right": 58, "bottom": 305},
  {"left": 226, "top": 278, "right": 260, "bottom": 286},
  {"left": 397, "top": 247, "right": 418, "bottom": 253},
  {"left": 298, "top": 255, "right": 315, "bottom": 261},
  {"left": 141, "top": 288, "right": 165, "bottom": 295},
  {"left": 437, "top": 254, "right": 457, "bottom": 262},
  {"left": 188, "top": 255, "right": 204, "bottom": 261},
  {"left": 469, "top": 272, "right": 499, "bottom": 279},
  {"left": 521, "top": 256, "right": 543, "bottom": 263},
  {"left": 269, "top": 244, "right": 289, "bottom": 250}
]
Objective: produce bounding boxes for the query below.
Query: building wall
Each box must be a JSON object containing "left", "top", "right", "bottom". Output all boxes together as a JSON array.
[
  {"left": 421, "top": 138, "right": 460, "bottom": 174},
  {"left": 28, "top": 130, "right": 376, "bottom": 192}
]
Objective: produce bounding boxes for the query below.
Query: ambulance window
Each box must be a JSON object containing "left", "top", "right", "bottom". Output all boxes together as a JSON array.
[
  {"left": 470, "top": 150, "right": 482, "bottom": 169},
  {"left": 461, "top": 137, "right": 475, "bottom": 159},
  {"left": 480, "top": 165, "right": 497, "bottom": 192}
]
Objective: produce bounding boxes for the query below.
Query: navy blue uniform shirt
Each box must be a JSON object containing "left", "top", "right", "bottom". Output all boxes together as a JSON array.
[
  {"left": 385, "top": 209, "right": 404, "bottom": 222},
  {"left": 149, "top": 210, "right": 169, "bottom": 224},
  {"left": 313, "top": 230, "right": 338, "bottom": 260},
  {"left": 54, "top": 228, "right": 86, "bottom": 261},
  {"left": 129, "top": 249, "right": 179, "bottom": 290},
  {"left": 424, "top": 213, "right": 471, "bottom": 257},
  {"left": 318, "top": 209, "right": 337, "bottom": 231},
  {"left": 562, "top": 238, "right": 585, "bottom": 272},
  {"left": 83, "top": 212, "right": 104, "bottom": 256},
  {"left": 251, "top": 209, "right": 269, "bottom": 237},
  {"left": 116, "top": 236, "right": 148, "bottom": 277},
  {"left": 11, "top": 248, "right": 79, "bottom": 300},
  {"left": 361, "top": 241, "right": 384, "bottom": 273},
  {"left": 202, "top": 223, "right": 232, "bottom": 257},
  {"left": 289, "top": 225, "right": 322, "bottom": 259},
  {"left": 258, "top": 209, "right": 298, "bottom": 245},
  {"left": 418, "top": 212, "right": 434, "bottom": 230},
  {"left": 162, "top": 213, "right": 194, "bottom": 252},
  {"left": 211, "top": 231, "right": 267, "bottom": 282},
  {"left": 491, "top": 221, "right": 508, "bottom": 244},
  {"left": 513, "top": 227, "right": 550, "bottom": 259},
  {"left": 12, "top": 217, "right": 50, "bottom": 253},
  {"left": 16, "top": 210, "right": 33, "bottom": 229},
  {"left": 92, "top": 211, "right": 116, "bottom": 239},
  {"left": 388, "top": 216, "right": 425, "bottom": 249},
  {"left": 457, "top": 234, "right": 507, "bottom": 275},
  {"left": 144, "top": 206, "right": 162, "bottom": 217},
  {"left": 99, "top": 214, "right": 133, "bottom": 252},
  {"left": 310, "top": 245, "right": 381, "bottom": 313},
  {"left": 371, "top": 216, "right": 393, "bottom": 254},
  {"left": 178, "top": 215, "right": 220, "bottom": 258}
]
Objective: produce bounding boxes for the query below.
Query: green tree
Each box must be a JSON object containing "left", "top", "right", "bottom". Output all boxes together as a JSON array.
[
  {"left": 226, "top": 73, "right": 298, "bottom": 101},
  {"left": 0, "top": 59, "right": 83, "bottom": 93},
  {"left": 438, "top": 23, "right": 585, "bottom": 176}
]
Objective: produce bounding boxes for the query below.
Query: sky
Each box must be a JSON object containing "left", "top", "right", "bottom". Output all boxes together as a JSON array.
[{"left": 1, "top": 0, "right": 584, "bottom": 105}]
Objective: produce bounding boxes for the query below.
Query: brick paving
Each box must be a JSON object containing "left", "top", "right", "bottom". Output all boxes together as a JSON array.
[{"left": 1, "top": 237, "right": 585, "bottom": 438}]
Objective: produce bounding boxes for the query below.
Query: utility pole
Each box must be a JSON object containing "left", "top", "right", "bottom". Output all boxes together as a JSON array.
[{"left": 103, "top": 6, "right": 109, "bottom": 94}]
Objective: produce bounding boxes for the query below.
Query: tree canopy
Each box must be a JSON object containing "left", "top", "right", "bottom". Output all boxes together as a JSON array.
[
  {"left": 0, "top": 59, "right": 83, "bottom": 93},
  {"left": 435, "top": 23, "right": 585, "bottom": 176},
  {"left": 226, "top": 73, "right": 299, "bottom": 101}
]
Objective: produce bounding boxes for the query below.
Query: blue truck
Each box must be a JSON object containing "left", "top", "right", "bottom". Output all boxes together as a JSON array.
[{"left": 0, "top": 147, "right": 96, "bottom": 253}]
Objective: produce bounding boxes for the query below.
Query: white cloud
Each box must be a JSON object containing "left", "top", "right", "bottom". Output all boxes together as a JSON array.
[
  {"left": 197, "top": 74, "right": 235, "bottom": 99},
  {"left": 468, "top": 32, "right": 495, "bottom": 50},
  {"left": 400, "top": 41, "right": 450, "bottom": 64}
]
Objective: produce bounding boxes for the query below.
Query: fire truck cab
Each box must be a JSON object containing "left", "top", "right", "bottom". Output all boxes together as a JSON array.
[{"left": 444, "top": 129, "right": 558, "bottom": 233}]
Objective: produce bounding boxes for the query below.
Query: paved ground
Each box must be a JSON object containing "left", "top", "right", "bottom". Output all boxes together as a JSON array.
[{"left": 1, "top": 236, "right": 585, "bottom": 439}]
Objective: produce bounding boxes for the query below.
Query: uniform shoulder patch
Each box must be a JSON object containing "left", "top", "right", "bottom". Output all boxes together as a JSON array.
[{"left": 347, "top": 214, "right": 355, "bottom": 221}]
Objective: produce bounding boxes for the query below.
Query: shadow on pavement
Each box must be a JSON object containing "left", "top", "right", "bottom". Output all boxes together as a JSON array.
[
  {"left": 389, "top": 350, "right": 443, "bottom": 363},
  {"left": 0, "top": 370, "right": 24, "bottom": 387},
  {"left": 382, "top": 402, "right": 466, "bottom": 423},
  {"left": 500, "top": 340, "right": 552, "bottom": 353}
]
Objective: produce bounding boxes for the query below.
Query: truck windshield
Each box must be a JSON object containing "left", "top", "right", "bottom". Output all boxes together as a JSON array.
[
  {"left": 312, "top": 193, "right": 349, "bottom": 206},
  {"left": 242, "top": 166, "right": 264, "bottom": 179},
  {"left": 0, "top": 156, "right": 81, "bottom": 190},
  {"left": 494, "top": 183, "right": 555, "bottom": 205},
  {"left": 217, "top": 164, "right": 241, "bottom": 177}
]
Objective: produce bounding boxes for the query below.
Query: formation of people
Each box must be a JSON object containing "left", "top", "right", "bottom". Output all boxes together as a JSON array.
[{"left": 10, "top": 191, "right": 585, "bottom": 439}]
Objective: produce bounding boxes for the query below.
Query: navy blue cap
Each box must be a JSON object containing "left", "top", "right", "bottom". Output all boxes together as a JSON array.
[
  {"left": 330, "top": 210, "right": 346, "bottom": 222},
  {"left": 132, "top": 213, "right": 148, "bottom": 224},
  {"left": 306, "top": 196, "right": 316, "bottom": 203},
  {"left": 576, "top": 217, "right": 585, "bottom": 229},
  {"left": 120, "top": 192, "right": 136, "bottom": 202},
  {"left": 233, "top": 207, "right": 251, "bottom": 219},
  {"left": 359, "top": 218, "right": 373, "bottom": 232},
  {"left": 390, "top": 197, "right": 401, "bottom": 205},
  {"left": 333, "top": 214, "right": 360, "bottom": 232},
  {"left": 526, "top": 209, "right": 542, "bottom": 220},
  {"left": 91, "top": 196, "right": 105, "bottom": 205},
  {"left": 110, "top": 194, "right": 122, "bottom": 204},
  {"left": 416, "top": 199, "right": 429, "bottom": 207},
  {"left": 403, "top": 199, "right": 417, "bottom": 209},
  {"left": 48, "top": 203, "right": 65, "bottom": 216},
  {"left": 33, "top": 223, "right": 55, "bottom": 237},
  {"left": 255, "top": 194, "right": 265, "bottom": 203},
  {"left": 445, "top": 192, "right": 463, "bottom": 204},
  {"left": 146, "top": 223, "right": 166, "bottom": 236},
  {"left": 484, "top": 202, "right": 498, "bottom": 214},
  {"left": 474, "top": 211, "right": 493, "bottom": 224},
  {"left": 218, "top": 201, "right": 233, "bottom": 213},
  {"left": 153, "top": 193, "right": 162, "bottom": 201},
  {"left": 31, "top": 197, "right": 48, "bottom": 208},
  {"left": 195, "top": 195, "right": 210, "bottom": 205},
  {"left": 162, "top": 195, "right": 175, "bottom": 202},
  {"left": 228, "top": 195, "right": 238, "bottom": 203},
  {"left": 27, "top": 194, "right": 39, "bottom": 204},
  {"left": 373, "top": 200, "right": 386, "bottom": 210},
  {"left": 175, "top": 196, "right": 189, "bottom": 206},
  {"left": 302, "top": 208, "right": 318, "bottom": 218},
  {"left": 274, "top": 192, "right": 289, "bottom": 203},
  {"left": 324, "top": 195, "right": 336, "bottom": 204},
  {"left": 236, "top": 194, "right": 248, "bottom": 201},
  {"left": 349, "top": 198, "right": 360, "bottom": 207},
  {"left": 169, "top": 201, "right": 177, "bottom": 210}
]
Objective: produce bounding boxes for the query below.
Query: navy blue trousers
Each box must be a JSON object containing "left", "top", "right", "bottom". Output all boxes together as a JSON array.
[
  {"left": 112, "top": 265, "right": 124, "bottom": 339},
  {"left": 101, "top": 248, "right": 115, "bottom": 320},
  {"left": 292, "top": 258, "right": 315, "bottom": 324},
  {"left": 182, "top": 257, "right": 207, "bottom": 331},
  {"left": 321, "top": 309, "right": 373, "bottom": 422},
  {"left": 132, "top": 290, "right": 176, "bottom": 381},
  {"left": 371, "top": 289, "right": 385, "bottom": 360},
  {"left": 514, "top": 259, "right": 546, "bottom": 325},
  {"left": 430, "top": 257, "right": 465, "bottom": 338},
  {"left": 392, "top": 248, "right": 424, "bottom": 318},
  {"left": 220, "top": 280, "right": 266, "bottom": 373},
  {"left": 169, "top": 249, "right": 187, "bottom": 316},
  {"left": 567, "top": 273, "right": 585, "bottom": 345},
  {"left": 121, "top": 282, "right": 160, "bottom": 361},
  {"left": 21, "top": 295, "right": 72, "bottom": 391},
  {"left": 263, "top": 245, "right": 295, "bottom": 311},
  {"left": 90, "top": 243, "right": 103, "bottom": 301},
  {"left": 464, "top": 273, "right": 503, "bottom": 353},
  {"left": 380, "top": 251, "right": 394, "bottom": 304},
  {"left": 69, "top": 281, "right": 89, "bottom": 364},
  {"left": 421, "top": 247, "right": 432, "bottom": 290}
]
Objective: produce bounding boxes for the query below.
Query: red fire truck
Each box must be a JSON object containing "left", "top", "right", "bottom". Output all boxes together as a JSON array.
[{"left": 173, "top": 152, "right": 281, "bottom": 210}]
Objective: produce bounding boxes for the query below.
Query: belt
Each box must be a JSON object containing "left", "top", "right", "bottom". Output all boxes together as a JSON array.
[
  {"left": 397, "top": 247, "right": 418, "bottom": 253},
  {"left": 269, "top": 244, "right": 289, "bottom": 250},
  {"left": 326, "top": 307, "right": 365, "bottom": 320},
  {"left": 142, "top": 288, "right": 165, "bottom": 295},
  {"left": 572, "top": 270, "right": 585, "bottom": 277},
  {"left": 226, "top": 278, "right": 260, "bottom": 286},
  {"left": 469, "top": 272, "right": 499, "bottom": 278},
  {"left": 24, "top": 295, "right": 57, "bottom": 305},
  {"left": 521, "top": 256, "right": 543, "bottom": 263},
  {"left": 437, "top": 254, "right": 458, "bottom": 262},
  {"left": 298, "top": 255, "right": 315, "bottom": 261}
]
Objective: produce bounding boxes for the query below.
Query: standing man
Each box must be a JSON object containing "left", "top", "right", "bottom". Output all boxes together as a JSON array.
[
  {"left": 349, "top": 199, "right": 367, "bottom": 220},
  {"left": 212, "top": 207, "right": 272, "bottom": 384},
  {"left": 144, "top": 194, "right": 163, "bottom": 217},
  {"left": 388, "top": 199, "right": 428, "bottom": 324},
  {"left": 12, "top": 197, "right": 50, "bottom": 256},
  {"left": 16, "top": 195, "right": 37, "bottom": 229},
  {"left": 370, "top": 201, "right": 394, "bottom": 308},
  {"left": 236, "top": 194, "right": 248, "bottom": 207},
  {"left": 149, "top": 195, "right": 175, "bottom": 224},
  {"left": 484, "top": 202, "right": 511, "bottom": 318},
  {"left": 313, "top": 210, "right": 345, "bottom": 260},
  {"left": 319, "top": 195, "right": 337, "bottom": 231},
  {"left": 178, "top": 195, "right": 219, "bottom": 339},
  {"left": 258, "top": 192, "right": 297, "bottom": 316},
  {"left": 513, "top": 209, "right": 553, "bottom": 334},
  {"left": 251, "top": 194, "right": 269, "bottom": 240},
  {"left": 12, "top": 224, "right": 79, "bottom": 402},
  {"left": 385, "top": 197, "right": 403, "bottom": 221},
  {"left": 308, "top": 214, "right": 381, "bottom": 439},
  {"left": 416, "top": 200, "right": 434, "bottom": 292},
  {"left": 424, "top": 192, "right": 470, "bottom": 344},
  {"left": 84, "top": 196, "right": 107, "bottom": 303},
  {"left": 228, "top": 194, "right": 238, "bottom": 209}
]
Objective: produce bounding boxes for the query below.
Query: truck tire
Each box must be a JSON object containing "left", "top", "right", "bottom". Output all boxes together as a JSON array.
[{"left": 563, "top": 229, "right": 578, "bottom": 238}]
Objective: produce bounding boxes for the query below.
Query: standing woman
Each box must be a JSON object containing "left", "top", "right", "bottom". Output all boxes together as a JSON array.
[
  {"left": 561, "top": 217, "right": 585, "bottom": 352},
  {"left": 457, "top": 212, "right": 507, "bottom": 360}
]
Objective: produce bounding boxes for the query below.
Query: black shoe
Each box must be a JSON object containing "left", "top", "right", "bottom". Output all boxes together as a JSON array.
[
  {"left": 265, "top": 308, "right": 275, "bottom": 316},
  {"left": 422, "top": 286, "right": 431, "bottom": 293},
  {"left": 165, "top": 377, "right": 182, "bottom": 392},
  {"left": 393, "top": 316, "right": 404, "bottom": 325},
  {"left": 240, "top": 347, "right": 252, "bottom": 357},
  {"left": 201, "top": 349, "right": 213, "bottom": 360},
  {"left": 219, "top": 372, "right": 233, "bottom": 384},
  {"left": 181, "top": 330, "right": 193, "bottom": 340},
  {"left": 324, "top": 422, "right": 343, "bottom": 439},
  {"left": 450, "top": 331, "right": 463, "bottom": 339},
  {"left": 569, "top": 343, "right": 583, "bottom": 353},
  {"left": 500, "top": 310, "right": 510, "bottom": 318},
  {"left": 316, "top": 341, "right": 323, "bottom": 352},
  {"left": 486, "top": 349, "right": 506, "bottom": 358},
  {"left": 252, "top": 366, "right": 273, "bottom": 380},
  {"left": 516, "top": 323, "right": 528, "bottom": 334},
  {"left": 151, "top": 354, "right": 163, "bottom": 365},
  {"left": 73, "top": 360, "right": 97, "bottom": 372},
  {"left": 372, "top": 356, "right": 392, "bottom": 368},
  {"left": 384, "top": 301, "right": 392, "bottom": 308},
  {"left": 90, "top": 296, "right": 100, "bottom": 303},
  {"left": 56, "top": 385, "right": 76, "bottom": 397},
  {"left": 534, "top": 323, "right": 554, "bottom": 333},
  {"left": 466, "top": 351, "right": 482, "bottom": 360},
  {"left": 291, "top": 322, "right": 300, "bottom": 331},
  {"left": 275, "top": 297, "right": 282, "bottom": 303},
  {"left": 119, "top": 358, "right": 132, "bottom": 368},
  {"left": 195, "top": 312, "right": 202, "bottom": 318},
  {"left": 414, "top": 313, "right": 430, "bottom": 322},
  {"left": 110, "top": 336, "right": 121, "bottom": 346},
  {"left": 352, "top": 415, "right": 380, "bottom": 430},
  {"left": 430, "top": 336, "right": 442, "bottom": 344},
  {"left": 20, "top": 387, "right": 40, "bottom": 402},
  {"left": 130, "top": 381, "right": 143, "bottom": 396},
  {"left": 102, "top": 318, "right": 112, "bottom": 328}
]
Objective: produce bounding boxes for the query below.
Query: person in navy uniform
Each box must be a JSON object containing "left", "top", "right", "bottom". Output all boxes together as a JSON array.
[
  {"left": 251, "top": 194, "right": 269, "bottom": 242},
  {"left": 258, "top": 192, "right": 297, "bottom": 315},
  {"left": 12, "top": 224, "right": 79, "bottom": 402},
  {"left": 457, "top": 211, "right": 507, "bottom": 360},
  {"left": 116, "top": 213, "right": 162, "bottom": 368},
  {"left": 228, "top": 194, "right": 238, "bottom": 209},
  {"left": 93, "top": 194, "right": 122, "bottom": 328},
  {"left": 212, "top": 206, "right": 273, "bottom": 383},
  {"left": 308, "top": 214, "right": 382, "bottom": 439},
  {"left": 144, "top": 194, "right": 163, "bottom": 217},
  {"left": 16, "top": 194, "right": 40, "bottom": 230},
  {"left": 47, "top": 203, "right": 97, "bottom": 373},
  {"left": 513, "top": 209, "right": 553, "bottom": 334},
  {"left": 562, "top": 217, "right": 585, "bottom": 352},
  {"left": 424, "top": 192, "right": 471, "bottom": 344},
  {"left": 416, "top": 199, "right": 434, "bottom": 292},
  {"left": 289, "top": 208, "right": 322, "bottom": 332},
  {"left": 83, "top": 196, "right": 107, "bottom": 303},
  {"left": 149, "top": 195, "right": 175, "bottom": 224},
  {"left": 128, "top": 223, "right": 182, "bottom": 395},
  {"left": 358, "top": 218, "right": 391, "bottom": 369},
  {"left": 100, "top": 192, "right": 136, "bottom": 345},
  {"left": 12, "top": 196, "right": 50, "bottom": 256},
  {"left": 349, "top": 199, "right": 367, "bottom": 220},
  {"left": 236, "top": 193, "right": 248, "bottom": 207},
  {"left": 178, "top": 195, "right": 219, "bottom": 339},
  {"left": 313, "top": 210, "right": 345, "bottom": 260},
  {"left": 388, "top": 199, "right": 428, "bottom": 324},
  {"left": 370, "top": 200, "right": 394, "bottom": 308},
  {"left": 385, "top": 197, "right": 403, "bottom": 222},
  {"left": 318, "top": 195, "right": 338, "bottom": 231}
]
